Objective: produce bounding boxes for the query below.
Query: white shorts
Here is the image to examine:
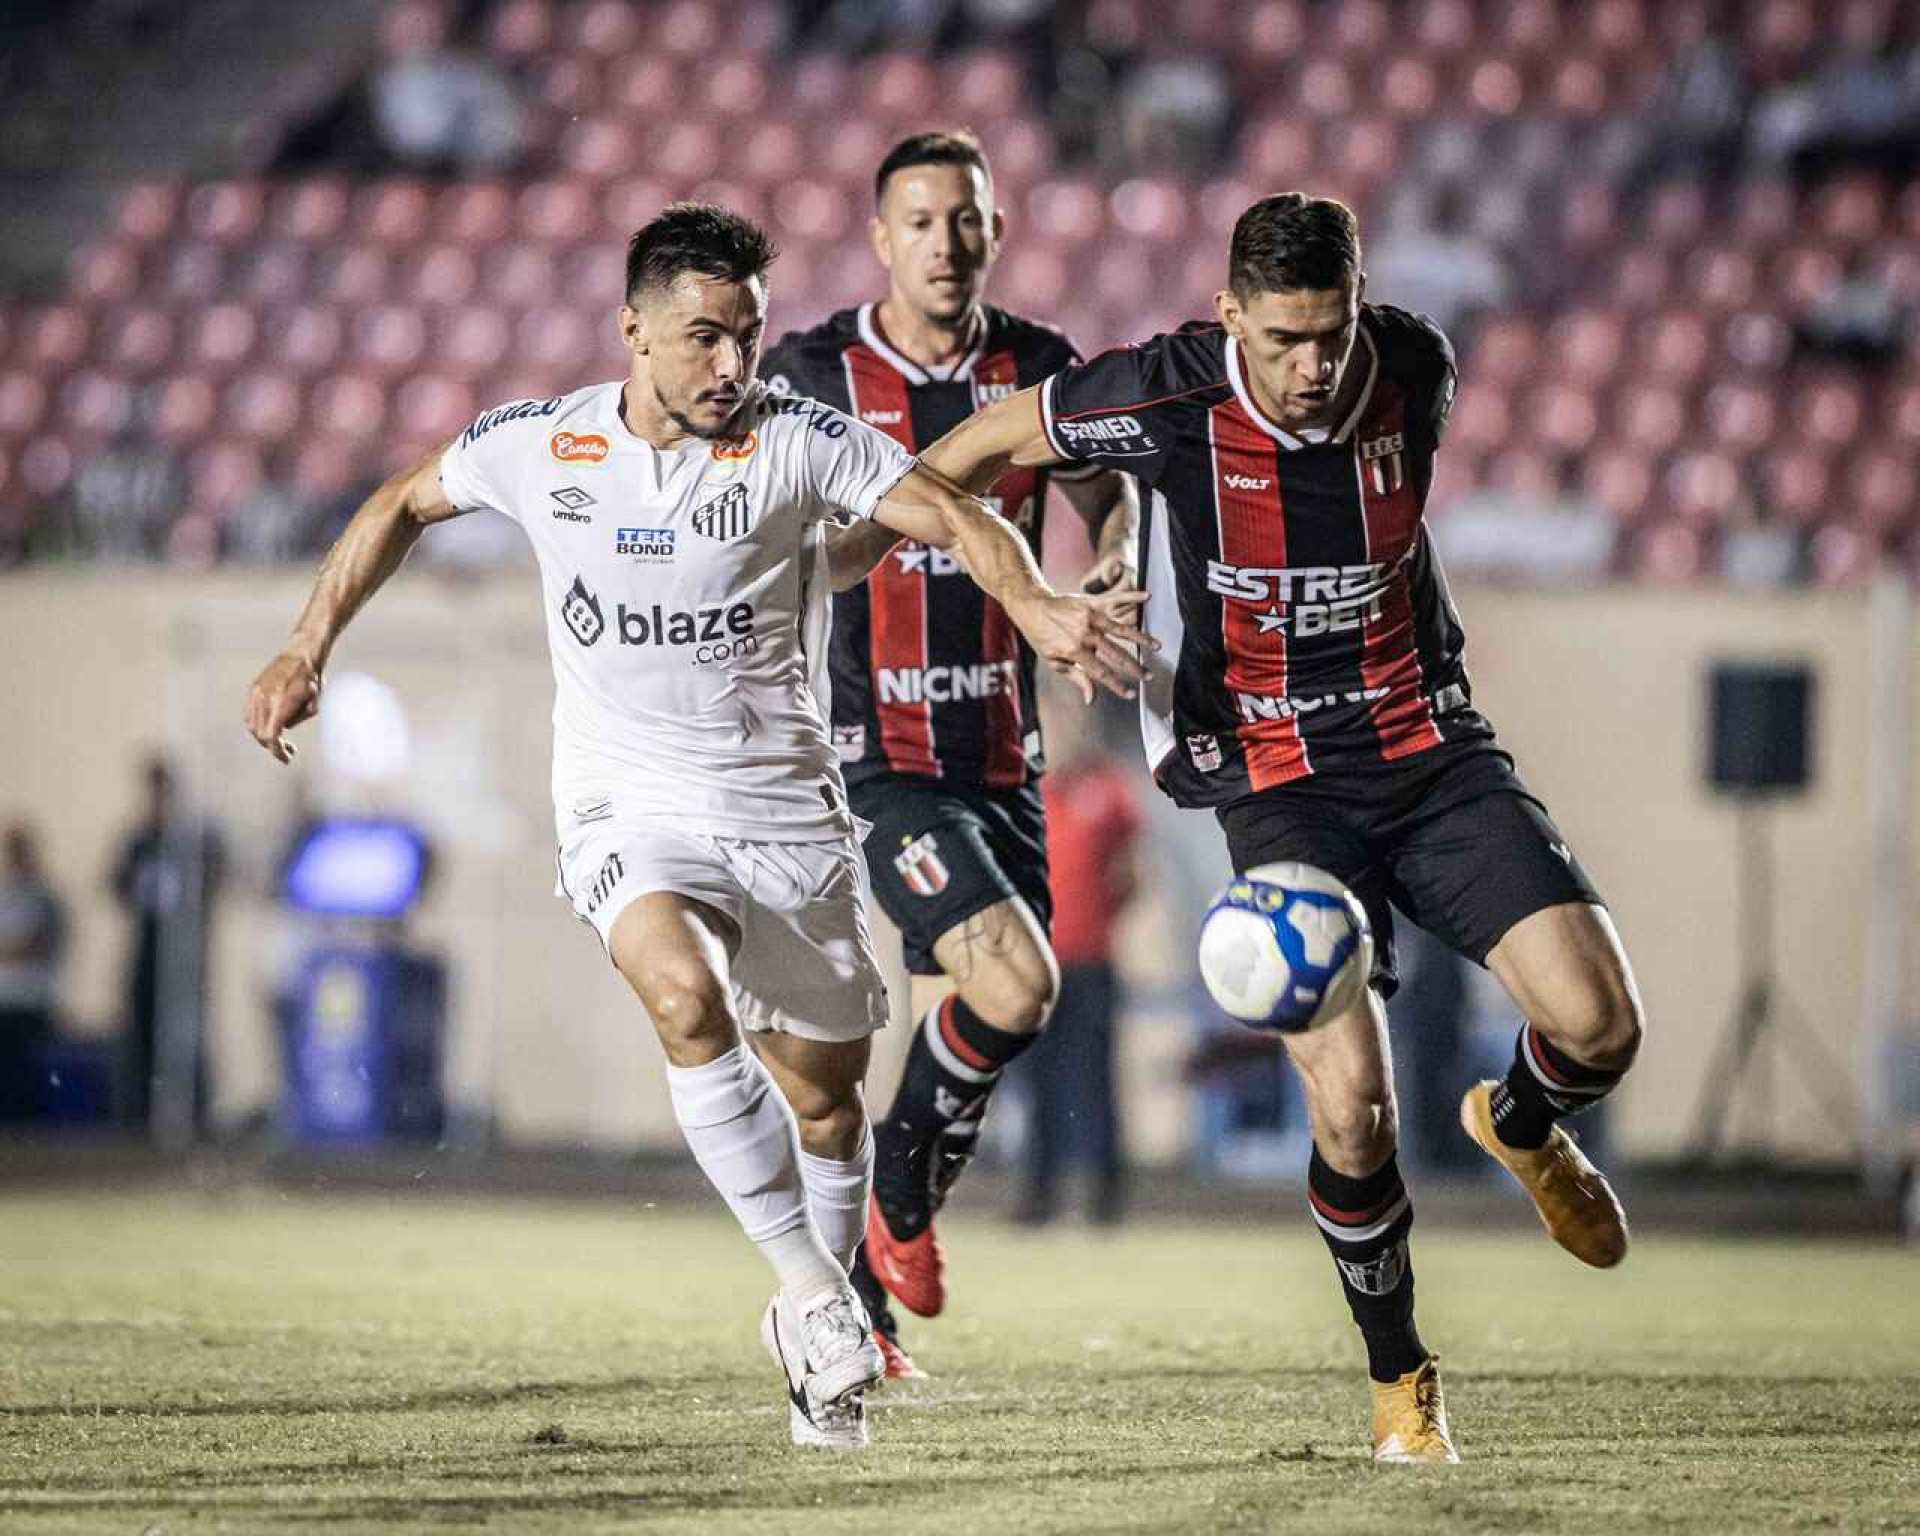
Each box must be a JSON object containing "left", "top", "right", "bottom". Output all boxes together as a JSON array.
[{"left": 558, "top": 819, "right": 889, "bottom": 1044}]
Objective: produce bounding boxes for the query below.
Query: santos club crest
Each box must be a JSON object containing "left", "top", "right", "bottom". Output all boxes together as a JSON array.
[
  {"left": 692, "top": 483, "right": 752, "bottom": 541},
  {"left": 893, "top": 832, "right": 949, "bottom": 897}
]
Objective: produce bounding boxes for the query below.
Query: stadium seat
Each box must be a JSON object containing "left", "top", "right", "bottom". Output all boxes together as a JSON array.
[
  {"left": 1240, "top": 0, "right": 1307, "bottom": 65},
  {"left": 186, "top": 439, "right": 263, "bottom": 517},
  {"left": 1720, "top": 311, "right": 1793, "bottom": 375},
  {"left": 532, "top": 53, "right": 601, "bottom": 117},
  {"left": 559, "top": 243, "right": 625, "bottom": 303},
  {"left": 1330, "top": 0, "right": 1390, "bottom": 54},
  {"left": 1469, "top": 315, "right": 1541, "bottom": 388},
  {"left": 741, "top": 122, "right": 804, "bottom": 189},
  {"left": 1628, "top": 520, "right": 1710, "bottom": 581},
  {"left": 226, "top": 371, "right": 303, "bottom": 440},
  {"left": 441, "top": 307, "right": 512, "bottom": 376},
  {"left": 864, "top": 54, "right": 941, "bottom": 125},
  {"left": 1447, "top": 384, "right": 1512, "bottom": 457},
  {"left": 272, "top": 179, "right": 351, "bottom": 243},
  {"left": 1547, "top": 310, "right": 1624, "bottom": 385},
  {"left": 1639, "top": 311, "right": 1710, "bottom": 384},
  {"left": 486, "top": 0, "right": 551, "bottom": 59},
  {"left": 1558, "top": 180, "right": 1619, "bottom": 252},
  {"left": 1108, "top": 179, "right": 1189, "bottom": 243},
  {"left": 102, "top": 306, "right": 175, "bottom": 378},
  {"left": 482, "top": 246, "right": 553, "bottom": 309},
  {"left": 311, "top": 375, "right": 389, "bottom": 441},
  {"left": 1580, "top": 447, "right": 1657, "bottom": 524},
  {"left": 1758, "top": 446, "right": 1831, "bottom": 529},
  {"left": 320, "top": 247, "right": 393, "bottom": 306},
  {"left": 772, "top": 180, "right": 853, "bottom": 244},
  {"left": 648, "top": 120, "right": 722, "bottom": 185},
  {"left": 1687, "top": 247, "right": 1758, "bottom": 312},
  {"left": 1585, "top": 0, "right": 1648, "bottom": 56},
  {"left": 17, "top": 436, "right": 78, "bottom": 502},
  {"left": 950, "top": 51, "right": 1024, "bottom": 121},
  {"left": 1774, "top": 244, "right": 1845, "bottom": 309},
  {"left": 186, "top": 181, "right": 265, "bottom": 246},
  {"left": 1847, "top": 450, "right": 1917, "bottom": 537},
  {"left": 985, "top": 117, "right": 1054, "bottom": 187},
  {"left": 1646, "top": 183, "right": 1710, "bottom": 248},
  {"left": 68, "top": 243, "right": 140, "bottom": 307},
  {"left": 1813, "top": 173, "right": 1890, "bottom": 246},
  {"left": 439, "top": 181, "right": 513, "bottom": 244},
  {"left": 1802, "top": 374, "right": 1865, "bottom": 450},
  {"left": 1807, "top": 521, "right": 1878, "bottom": 585},
  {"left": 1297, "top": 60, "right": 1355, "bottom": 118},
  {"left": 1702, "top": 381, "right": 1777, "bottom": 454},
  {"left": 352, "top": 304, "right": 429, "bottom": 376},
  {"left": 560, "top": 117, "right": 631, "bottom": 184},
  {"left": 24, "top": 307, "right": 89, "bottom": 372},
  {"left": 998, "top": 247, "right": 1069, "bottom": 313},
  {"left": 393, "top": 374, "right": 474, "bottom": 442},
  {"left": 515, "top": 306, "right": 596, "bottom": 374},
  {"left": 1546, "top": 57, "right": 1611, "bottom": 117},
  {"left": 190, "top": 303, "right": 259, "bottom": 371},
  {"left": 355, "top": 180, "right": 431, "bottom": 246},
  {"left": 575, "top": 0, "right": 642, "bottom": 53},
  {"left": 116, "top": 181, "right": 181, "bottom": 244},
  {"left": 237, "top": 244, "right": 309, "bottom": 305},
  {"left": 603, "top": 177, "right": 674, "bottom": 237},
  {"left": 1667, "top": 449, "right": 1743, "bottom": 527},
  {"left": 1732, "top": 179, "right": 1797, "bottom": 245},
  {"left": 1380, "top": 56, "right": 1442, "bottom": 119},
  {"left": 1413, "top": 0, "right": 1476, "bottom": 54},
  {"left": 1496, "top": 0, "right": 1560, "bottom": 57},
  {"left": 1467, "top": 58, "right": 1527, "bottom": 117},
  {"left": 692, "top": 57, "right": 770, "bottom": 119},
  {"left": 1617, "top": 385, "right": 1688, "bottom": 456},
  {"left": 1890, "top": 379, "right": 1920, "bottom": 448},
  {"left": 1025, "top": 178, "right": 1106, "bottom": 246},
  {"left": 151, "top": 376, "right": 219, "bottom": 446},
  {"left": 270, "top": 304, "right": 345, "bottom": 374},
  {"left": 0, "top": 373, "right": 48, "bottom": 438},
  {"left": 1239, "top": 118, "right": 1315, "bottom": 184}
]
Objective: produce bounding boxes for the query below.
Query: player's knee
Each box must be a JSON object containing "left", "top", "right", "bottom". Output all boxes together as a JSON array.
[
  {"left": 1542, "top": 971, "right": 1644, "bottom": 1072},
  {"left": 959, "top": 946, "right": 1059, "bottom": 1035},
  {"left": 786, "top": 1084, "right": 867, "bottom": 1159},
  {"left": 634, "top": 966, "right": 733, "bottom": 1061},
  {"left": 1314, "top": 1088, "right": 1399, "bottom": 1173}
]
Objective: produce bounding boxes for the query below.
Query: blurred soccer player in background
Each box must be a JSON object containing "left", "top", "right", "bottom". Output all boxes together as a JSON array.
[
  {"left": 762, "top": 130, "right": 1140, "bottom": 1377},
  {"left": 920, "top": 192, "right": 1647, "bottom": 1464}
]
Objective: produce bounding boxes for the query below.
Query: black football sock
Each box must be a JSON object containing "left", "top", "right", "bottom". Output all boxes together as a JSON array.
[
  {"left": 1308, "top": 1146, "right": 1428, "bottom": 1384},
  {"left": 1489, "top": 1023, "right": 1625, "bottom": 1151},
  {"left": 872, "top": 995, "right": 1036, "bottom": 1238}
]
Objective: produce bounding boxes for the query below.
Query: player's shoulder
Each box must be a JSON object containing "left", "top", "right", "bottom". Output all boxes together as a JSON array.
[
  {"left": 1062, "top": 321, "right": 1228, "bottom": 406},
  {"left": 1362, "top": 303, "right": 1456, "bottom": 382},
  {"left": 762, "top": 308, "right": 861, "bottom": 394},
  {"left": 982, "top": 304, "right": 1081, "bottom": 373},
  {"left": 457, "top": 381, "right": 612, "bottom": 453}
]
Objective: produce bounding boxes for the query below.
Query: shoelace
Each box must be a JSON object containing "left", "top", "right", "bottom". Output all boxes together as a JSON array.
[{"left": 804, "top": 1293, "right": 868, "bottom": 1370}]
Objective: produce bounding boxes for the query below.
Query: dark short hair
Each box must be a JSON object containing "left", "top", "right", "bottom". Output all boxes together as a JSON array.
[
  {"left": 1229, "top": 193, "right": 1362, "bottom": 299},
  {"left": 625, "top": 202, "right": 777, "bottom": 303},
  {"left": 874, "top": 129, "right": 991, "bottom": 206}
]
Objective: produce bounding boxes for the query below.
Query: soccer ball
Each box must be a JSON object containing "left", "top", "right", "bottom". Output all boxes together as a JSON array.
[{"left": 1197, "top": 862, "right": 1373, "bottom": 1032}]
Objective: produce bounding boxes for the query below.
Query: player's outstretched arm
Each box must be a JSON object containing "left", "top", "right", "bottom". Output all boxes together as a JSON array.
[
  {"left": 823, "top": 516, "right": 904, "bottom": 592},
  {"left": 918, "top": 383, "right": 1061, "bottom": 492},
  {"left": 872, "top": 460, "right": 1153, "bottom": 701},
  {"left": 243, "top": 443, "right": 459, "bottom": 763}
]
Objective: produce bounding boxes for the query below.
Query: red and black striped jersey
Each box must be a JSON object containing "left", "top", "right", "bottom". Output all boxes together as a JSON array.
[
  {"left": 1038, "top": 304, "right": 1490, "bottom": 807},
  {"left": 763, "top": 303, "right": 1092, "bottom": 789}
]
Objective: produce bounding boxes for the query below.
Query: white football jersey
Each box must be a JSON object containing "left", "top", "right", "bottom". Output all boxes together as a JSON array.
[{"left": 439, "top": 379, "right": 916, "bottom": 842}]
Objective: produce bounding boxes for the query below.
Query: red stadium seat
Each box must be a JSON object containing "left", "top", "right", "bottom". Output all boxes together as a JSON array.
[
  {"left": 1086, "top": 0, "right": 1148, "bottom": 53},
  {"left": 0, "top": 372, "right": 48, "bottom": 437},
  {"left": 864, "top": 54, "right": 941, "bottom": 124},
  {"left": 1485, "top": 449, "right": 1559, "bottom": 500},
  {"left": 311, "top": 375, "right": 388, "bottom": 441},
  {"left": 1617, "top": 385, "right": 1688, "bottom": 457},
  {"left": 1813, "top": 173, "right": 1889, "bottom": 246},
  {"left": 559, "top": 243, "right": 626, "bottom": 304},
  {"left": 1580, "top": 447, "right": 1657, "bottom": 524},
  {"left": 533, "top": 53, "right": 601, "bottom": 116},
  {"left": 1331, "top": 120, "right": 1401, "bottom": 186},
  {"left": 1446, "top": 384, "right": 1512, "bottom": 457},
  {"left": 1607, "top": 249, "right": 1673, "bottom": 310},
  {"left": 1176, "top": 245, "right": 1222, "bottom": 306},
  {"left": 1702, "top": 382, "right": 1777, "bottom": 454},
  {"left": 1558, "top": 180, "right": 1619, "bottom": 252},
  {"left": 1773, "top": 244, "right": 1844, "bottom": 309},
  {"left": 270, "top": 304, "right": 345, "bottom": 374},
  {"left": 1807, "top": 521, "right": 1878, "bottom": 585},
  {"left": 772, "top": 179, "right": 853, "bottom": 244},
  {"left": 1667, "top": 449, "right": 1743, "bottom": 527},
  {"left": 185, "top": 181, "right": 265, "bottom": 245},
  {"left": 438, "top": 181, "right": 512, "bottom": 244},
  {"left": 1026, "top": 178, "right": 1106, "bottom": 246},
  {"left": 190, "top": 302, "right": 258, "bottom": 371},
  {"left": 1846, "top": 450, "right": 1917, "bottom": 537},
  {"left": 1638, "top": 311, "right": 1710, "bottom": 384},
  {"left": 272, "top": 179, "right": 351, "bottom": 242},
  {"left": 1093, "top": 245, "right": 1155, "bottom": 310},
  {"left": 116, "top": 180, "right": 181, "bottom": 243},
  {"left": 1745, "top": 0, "right": 1818, "bottom": 69},
  {"left": 151, "top": 376, "right": 219, "bottom": 446},
  {"left": 1239, "top": 118, "right": 1315, "bottom": 184},
  {"left": 359, "top": 180, "right": 434, "bottom": 245},
  {"left": 1871, "top": 246, "right": 1920, "bottom": 303},
  {"left": 1172, "top": 0, "right": 1236, "bottom": 50},
  {"left": 1467, "top": 58, "right": 1527, "bottom": 117},
  {"left": 157, "top": 244, "right": 225, "bottom": 306},
  {"left": 226, "top": 371, "right": 303, "bottom": 439},
  {"left": 515, "top": 306, "right": 595, "bottom": 374},
  {"left": 442, "top": 307, "right": 513, "bottom": 376},
  {"left": 951, "top": 51, "right": 1024, "bottom": 120},
  {"left": 1413, "top": 0, "right": 1475, "bottom": 53},
  {"left": 1240, "top": 0, "right": 1306, "bottom": 65},
  {"left": 1197, "top": 178, "right": 1259, "bottom": 242},
  {"left": 1297, "top": 60, "right": 1355, "bottom": 118},
  {"left": 68, "top": 242, "right": 140, "bottom": 306},
  {"left": 984, "top": 118, "right": 1053, "bottom": 187},
  {"left": 24, "top": 307, "right": 89, "bottom": 372},
  {"left": 1529, "top": 384, "right": 1599, "bottom": 454},
  {"left": 58, "top": 374, "right": 128, "bottom": 439},
  {"left": 352, "top": 305, "right": 429, "bottom": 376},
  {"left": 1801, "top": 374, "right": 1865, "bottom": 449},
  {"left": 1109, "top": 179, "right": 1189, "bottom": 243},
  {"left": 1645, "top": 182, "right": 1709, "bottom": 247},
  {"left": 290, "top": 435, "right": 360, "bottom": 503},
  {"left": 999, "top": 247, "right": 1070, "bottom": 314},
  {"left": 604, "top": 178, "right": 674, "bottom": 237},
  {"left": 186, "top": 439, "right": 263, "bottom": 517},
  {"left": 18, "top": 436, "right": 78, "bottom": 501},
  {"left": 1547, "top": 310, "right": 1623, "bottom": 385},
  {"left": 560, "top": 117, "right": 631, "bottom": 184},
  {"left": 1585, "top": 0, "right": 1648, "bottom": 55},
  {"left": 1498, "top": 0, "right": 1559, "bottom": 56},
  {"left": 1470, "top": 315, "right": 1541, "bottom": 388},
  {"left": 692, "top": 57, "right": 769, "bottom": 118},
  {"left": 320, "top": 247, "right": 393, "bottom": 306},
  {"left": 1733, "top": 179, "right": 1796, "bottom": 245},
  {"left": 484, "top": 245, "right": 555, "bottom": 309},
  {"left": 741, "top": 123, "right": 804, "bottom": 188},
  {"left": 816, "top": 118, "right": 890, "bottom": 193},
  {"left": 1628, "top": 521, "right": 1710, "bottom": 582},
  {"left": 789, "top": 55, "right": 851, "bottom": 119},
  {"left": 1890, "top": 380, "right": 1920, "bottom": 448},
  {"left": 576, "top": 0, "right": 641, "bottom": 53},
  {"left": 1546, "top": 57, "right": 1611, "bottom": 117},
  {"left": 1687, "top": 247, "right": 1758, "bottom": 312},
  {"left": 487, "top": 0, "right": 551, "bottom": 59},
  {"left": 1720, "top": 311, "right": 1792, "bottom": 375},
  {"left": 647, "top": 120, "right": 722, "bottom": 184},
  {"left": 394, "top": 374, "right": 475, "bottom": 442},
  {"left": 1330, "top": 0, "right": 1389, "bottom": 54},
  {"left": 408, "top": 245, "right": 480, "bottom": 308},
  {"left": 1757, "top": 446, "right": 1829, "bottom": 529},
  {"left": 685, "top": 178, "right": 766, "bottom": 230},
  {"left": 1380, "top": 56, "right": 1442, "bottom": 119},
  {"left": 238, "top": 244, "right": 309, "bottom": 305},
  {"left": 102, "top": 305, "right": 175, "bottom": 378}
]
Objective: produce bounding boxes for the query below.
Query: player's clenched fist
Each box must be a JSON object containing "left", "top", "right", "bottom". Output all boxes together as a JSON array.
[
  {"left": 244, "top": 652, "right": 322, "bottom": 764},
  {"left": 1014, "top": 588, "right": 1154, "bottom": 703}
]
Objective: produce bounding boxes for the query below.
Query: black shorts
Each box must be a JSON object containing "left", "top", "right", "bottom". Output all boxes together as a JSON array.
[
  {"left": 850, "top": 774, "right": 1052, "bottom": 977},
  {"left": 1215, "top": 738, "right": 1602, "bottom": 1001}
]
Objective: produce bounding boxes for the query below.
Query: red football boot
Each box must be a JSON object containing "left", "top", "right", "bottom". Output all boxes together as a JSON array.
[
  {"left": 873, "top": 1327, "right": 927, "bottom": 1381},
  {"left": 863, "top": 1190, "right": 946, "bottom": 1318}
]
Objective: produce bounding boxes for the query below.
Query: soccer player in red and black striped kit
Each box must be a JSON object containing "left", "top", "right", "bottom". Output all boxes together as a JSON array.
[
  {"left": 921, "top": 193, "right": 1647, "bottom": 1462},
  {"left": 761, "top": 132, "right": 1140, "bottom": 1378}
]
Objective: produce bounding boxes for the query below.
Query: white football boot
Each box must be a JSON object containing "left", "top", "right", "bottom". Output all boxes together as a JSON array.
[{"left": 759, "top": 1287, "right": 883, "bottom": 1449}]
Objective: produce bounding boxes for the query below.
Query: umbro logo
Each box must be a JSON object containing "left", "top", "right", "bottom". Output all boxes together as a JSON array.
[
  {"left": 549, "top": 485, "right": 596, "bottom": 522},
  {"left": 1224, "top": 473, "right": 1271, "bottom": 491}
]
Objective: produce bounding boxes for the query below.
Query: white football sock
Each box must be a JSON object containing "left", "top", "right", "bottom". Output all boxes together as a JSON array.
[
  {"left": 800, "top": 1122, "right": 873, "bottom": 1276},
  {"left": 665, "top": 1044, "right": 844, "bottom": 1310}
]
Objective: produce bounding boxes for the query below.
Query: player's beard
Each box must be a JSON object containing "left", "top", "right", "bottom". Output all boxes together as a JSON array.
[{"left": 656, "top": 379, "right": 743, "bottom": 441}]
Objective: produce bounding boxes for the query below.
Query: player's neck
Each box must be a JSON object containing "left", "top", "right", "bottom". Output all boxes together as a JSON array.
[
  {"left": 619, "top": 379, "right": 698, "bottom": 451},
  {"left": 1244, "top": 355, "right": 1363, "bottom": 439},
  {"left": 875, "top": 296, "right": 982, "bottom": 374}
]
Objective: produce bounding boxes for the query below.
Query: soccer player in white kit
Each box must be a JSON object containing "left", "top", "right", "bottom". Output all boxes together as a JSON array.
[{"left": 243, "top": 204, "right": 1149, "bottom": 1449}]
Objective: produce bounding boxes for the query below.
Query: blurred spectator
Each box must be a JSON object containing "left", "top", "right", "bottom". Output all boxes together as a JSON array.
[
  {"left": 0, "top": 822, "right": 68, "bottom": 1122},
  {"left": 109, "top": 756, "right": 224, "bottom": 1136},
  {"left": 55, "top": 423, "right": 183, "bottom": 560},
  {"left": 1749, "top": 39, "right": 1920, "bottom": 181},
  {"left": 1011, "top": 692, "right": 1141, "bottom": 1225},
  {"left": 220, "top": 447, "right": 327, "bottom": 563},
  {"left": 1365, "top": 189, "right": 1514, "bottom": 337},
  {"left": 1433, "top": 467, "right": 1616, "bottom": 584},
  {"left": 1631, "top": 38, "right": 1749, "bottom": 186},
  {"left": 1113, "top": 52, "right": 1232, "bottom": 177},
  {"left": 1721, "top": 502, "right": 1803, "bottom": 589},
  {"left": 1794, "top": 261, "right": 1906, "bottom": 367},
  {"left": 277, "top": 0, "right": 524, "bottom": 176}
]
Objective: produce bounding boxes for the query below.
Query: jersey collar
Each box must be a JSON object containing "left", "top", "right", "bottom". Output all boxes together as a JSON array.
[
  {"left": 857, "top": 302, "right": 986, "bottom": 386},
  {"left": 1225, "top": 325, "right": 1379, "bottom": 450}
]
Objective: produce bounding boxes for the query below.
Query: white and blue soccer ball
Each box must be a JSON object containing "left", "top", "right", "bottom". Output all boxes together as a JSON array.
[{"left": 1197, "top": 861, "right": 1373, "bottom": 1033}]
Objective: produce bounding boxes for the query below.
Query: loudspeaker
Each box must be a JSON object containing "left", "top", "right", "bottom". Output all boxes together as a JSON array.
[{"left": 1707, "top": 662, "right": 1813, "bottom": 793}]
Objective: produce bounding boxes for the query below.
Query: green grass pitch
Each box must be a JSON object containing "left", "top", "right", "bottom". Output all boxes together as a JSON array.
[{"left": 0, "top": 1190, "right": 1915, "bottom": 1533}]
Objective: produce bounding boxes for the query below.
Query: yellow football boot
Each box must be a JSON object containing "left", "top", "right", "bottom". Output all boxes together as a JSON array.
[
  {"left": 1370, "top": 1357, "right": 1459, "bottom": 1464},
  {"left": 1460, "top": 1080, "right": 1629, "bottom": 1268}
]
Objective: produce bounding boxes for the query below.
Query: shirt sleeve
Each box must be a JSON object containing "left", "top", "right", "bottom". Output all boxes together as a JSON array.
[
  {"left": 788, "top": 398, "right": 917, "bottom": 522},
  {"left": 1037, "top": 342, "right": 1174, "bottom": 485},
  {"left": 439, "top": 405, "right": 526, "bottom": 522}
]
